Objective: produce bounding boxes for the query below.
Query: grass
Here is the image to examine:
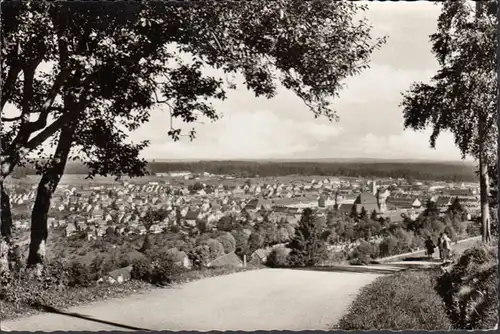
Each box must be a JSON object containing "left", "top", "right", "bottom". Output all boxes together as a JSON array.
[{"left": 335, "top": 269, "right": 452, "bottom": 331}]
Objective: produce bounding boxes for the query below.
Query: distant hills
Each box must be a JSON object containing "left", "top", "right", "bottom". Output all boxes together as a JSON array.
[{"left": 149, "top": 158, "right": 475, "bottom": 166}]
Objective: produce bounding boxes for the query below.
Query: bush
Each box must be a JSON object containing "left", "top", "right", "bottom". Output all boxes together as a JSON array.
[
  {"left": 66, "top": 261, "right": 92, "bottom": 287},
  {"left": 336, "top": 271, "right": 452, "bottom": 330},
  {"left": 435, "top": 244, "right": 498, "bottom": 329},
  {"left": 130, "top": 257, "right": 153, "bottom": 282},
  {"left": 348, "top": 241, "right": 378, "bottom": 265},
  {"left": 149, "top": 253, "right": 186, "bottom": 286},
  {"left": 266, "top": 247, "right": 289, "bottom": 268},
  {"left": 217, "top": 233, "right": 237, "bottom": 254},
  {"left": 379, "top": 235, "right": 398, "bottom": 257},
  {"left": 188, "top": 245, "right": 210, "bottom": 268}
]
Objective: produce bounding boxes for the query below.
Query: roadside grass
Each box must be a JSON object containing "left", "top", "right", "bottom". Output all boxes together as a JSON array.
[
  {"left": 0, "top": 265, "right": 259, "bottom": 321},
  {"left": 335, "top": 269, "right": 452, "bottom": 331}
]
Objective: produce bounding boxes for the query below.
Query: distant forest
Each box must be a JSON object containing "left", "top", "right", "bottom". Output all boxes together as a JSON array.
[
  {"left": 11, "top": 160, "right": 477, "bottom": 182},
  {"left": 12, "top": 160, "right": 477, "bottom": 182},
  {"left": 6, "top": 160, "right": 476, "bottom": 182},
  {"left": 147, "top": 161, "right": 477, "bottom": 182}
]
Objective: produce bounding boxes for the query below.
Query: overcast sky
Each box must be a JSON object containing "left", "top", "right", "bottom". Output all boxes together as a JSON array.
[{"left": 133, "top": 2, "right": 467, "bottom": 162}]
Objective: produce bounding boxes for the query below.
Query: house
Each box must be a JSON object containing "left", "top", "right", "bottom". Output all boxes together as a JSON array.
[
  {"left": 207, "top": 252, "right": 243, "bottom": 268},
  {"left": 435, "top": 196, "right": 452, "bottom": 212},
  {"left": 249, "top": 248, "right": 270, "bottom": 265},
  {"left": 184, "top": 210, "right": 201, "bottom": 226},
  {"left": 353, "top": 192, "right": 383, "bottom": 215}
]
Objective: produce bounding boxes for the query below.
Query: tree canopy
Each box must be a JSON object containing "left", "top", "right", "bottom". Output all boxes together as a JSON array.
[
  {"left": 1, "top": 1, "right": 385, "bottom": 265},
  {"left": 401, "top": 1, "right": 497, "bottom": 162}
]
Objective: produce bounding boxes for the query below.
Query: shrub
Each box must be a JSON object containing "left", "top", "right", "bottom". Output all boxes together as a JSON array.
[
  {"left": 188, "top": 244, "right": 210, "bottom": 268},
  {"left": 150, "top": 253, "right": 186, "bottom": 286},
  {"left": 348, "top": 241, "right": 378, "bottom": 265},
  {"left": 130, "top": 257, "right": 153, "bottom": 282},
  {"left": 216, "top": 233, "right": 237, "bottom": 254},
  {"left": 336, "top": 271, "right": 452, "bottom": 330},
  {"left": 203, "top": 239, "right": 225, "bottom": 260},
  {"left": 66, "top": 261, "right": 92, "bottom": 287},
  {"left": 435, "top": 244, "right": 498, "bottom": 330},
  {"left": 266, "top": 247, "right": 289, "bottom": 268},
  {"left": 379, "top": 235, "right": 398, "bottom": 257}
]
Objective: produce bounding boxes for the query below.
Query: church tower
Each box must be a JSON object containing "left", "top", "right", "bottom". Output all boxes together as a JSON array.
[{"left": 372, "top": 179, "right": 377, "bottom": 196}]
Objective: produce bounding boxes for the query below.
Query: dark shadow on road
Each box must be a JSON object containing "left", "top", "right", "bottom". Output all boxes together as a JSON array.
[
  {"left": 30, "top": 303, "right": 152, "bottom": 331},
  {"left": 289, "top": 265, "right": 401, "bottom": 275}
]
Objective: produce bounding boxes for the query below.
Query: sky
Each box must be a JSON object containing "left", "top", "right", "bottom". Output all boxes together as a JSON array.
[{"left": 132, "top": 1, "right": 467, "bottom": 162}]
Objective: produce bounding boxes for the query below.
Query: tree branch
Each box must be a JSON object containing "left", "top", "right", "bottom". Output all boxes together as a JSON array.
[{"left": 1, "top": 115, "right": 22, "bottom": 122}]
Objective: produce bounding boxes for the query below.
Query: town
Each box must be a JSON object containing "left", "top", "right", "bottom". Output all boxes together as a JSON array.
[{"left": 8, "top": 171, "right": 482, "bottom": 262}]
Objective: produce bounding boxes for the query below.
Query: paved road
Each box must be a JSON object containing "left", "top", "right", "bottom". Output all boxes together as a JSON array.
[{"left": 2, "top": 269, "right": 382, "bottom": 331}]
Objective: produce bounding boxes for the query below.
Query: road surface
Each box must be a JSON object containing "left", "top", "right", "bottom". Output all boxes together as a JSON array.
[{"left": 2, "top": 269, "right": 381, "bottom": 331}]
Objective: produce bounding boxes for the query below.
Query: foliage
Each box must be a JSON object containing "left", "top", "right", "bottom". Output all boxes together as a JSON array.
[
  {"left": 149, "top": 253, "right": 186, "bottom": 286},
  {"left": 231, "top": 229, "right": 250, "bottom": 257},
  {"left": 336, "top": 271, "right": 452, "bottom": 330},
  {"left": 266, "top": 247, "right": 290, "bottom": 268},
  {"left": 188, "top": 245, "right": 210, "bottom": 268},
  {"left": 1, "top": 0, "right": 384, "bottom": 261},
  {"left": 248, "top": 232, "right": 265, "bottom": 254},
  {"left": 202, "top": 239, "right": 225, "bottom": 261},
  {"left": 130, "top": 257, "right": 153, "bottom": 282},
  {"left": 216, "top": 233, "right": 236, "bottom": 254},
  {"left": 435, "top": 244, "right": 498, "bottom": 329},
  {"left": 287, "top": 208, "right": 328, "bottom": 267},
  {"left": 66, "top": 261, "right": 92, "bottom": 287},
  {"left": 400, "top": 0, "right": 497, "bottom": 243},
  {"left": 348, "top": 241, "right": 379, "bottom": 265}
]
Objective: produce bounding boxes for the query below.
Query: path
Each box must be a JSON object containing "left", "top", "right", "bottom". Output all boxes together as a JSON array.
[{"left": 2, "top": 269, "right": 382, "bottom": 331}]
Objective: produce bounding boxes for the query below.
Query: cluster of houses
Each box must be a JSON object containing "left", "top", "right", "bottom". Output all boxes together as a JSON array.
[{"left": 8, "top": 176, "right": 480, "bottom": 242}]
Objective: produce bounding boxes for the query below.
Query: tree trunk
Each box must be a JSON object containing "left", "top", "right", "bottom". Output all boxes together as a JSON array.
[
  {"left": 479, "top": 152, "right": 492, "bottom": 244},
  {"left": 0, "top": 181, "right": 13, "bottom": 242},
  {"left": 27, "top": 124, "right": 76, "bottom": 267}
]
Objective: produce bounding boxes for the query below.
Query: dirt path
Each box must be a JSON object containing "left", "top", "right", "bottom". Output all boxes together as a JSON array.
[{"left": 2, "top": 269, "right": 382, "bottom": 331}]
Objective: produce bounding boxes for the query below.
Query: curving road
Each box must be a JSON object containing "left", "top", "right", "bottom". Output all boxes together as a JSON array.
[{"left": 2, "top": 269, "right": 382, "bottom": 331}]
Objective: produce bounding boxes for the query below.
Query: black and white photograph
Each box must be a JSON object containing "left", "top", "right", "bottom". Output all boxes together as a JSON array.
[{"left": 0, "top": 0, "right": 498, "bottom": 331}]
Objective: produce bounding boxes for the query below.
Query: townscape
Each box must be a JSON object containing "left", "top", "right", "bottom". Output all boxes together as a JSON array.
[{"left": 6, "top": 168, "right": 485, "bottom": 274}]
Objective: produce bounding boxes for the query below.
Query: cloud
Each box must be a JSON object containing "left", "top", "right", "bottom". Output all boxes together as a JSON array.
[
  {"left": 329, "top": 129, "right": 465, "bottom": 161},
  {"left": 139, "top": 109, "right": 343, "bottom": 160}
]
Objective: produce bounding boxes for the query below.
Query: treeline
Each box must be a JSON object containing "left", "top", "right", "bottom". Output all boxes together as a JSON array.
[
  {"left": 13, "top": 160, "right": 477, "bottom": 182},
  {"left": 149, "top": 161, "right": 477, "bottom": 182}
]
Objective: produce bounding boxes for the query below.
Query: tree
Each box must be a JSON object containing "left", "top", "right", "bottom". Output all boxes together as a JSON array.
[
  {"left": 287, "top": 208, "right": 328, "bottom": 267},
  {"left": 350, "top": 204, "right": 358, "bottom": 219},
  {"left": 359, "top": 207, "right": 368, "bottom": 220},
  {"left": 248, "top": 232, "right": 265, "bottom": 254},
  {"left": 231, "top": 229, "right": 250, "bottom": 258},
  {"left": 139, "top": 233, "right": 152, "bottom": 253},
  {"left": 424, "top": 200, "right": 440, "bottom": 217},
  {"left": 401, "top": 1, "right": 497, "bottom": 244},
  {"left": 370, "top": 209, "right": 378, "bottom": 221},
  {"left": 217, "top": 216, "right": 234, "bottom": 232},
  {"left": 1, "top": 1, "right": 384, "bottom": 266}
]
